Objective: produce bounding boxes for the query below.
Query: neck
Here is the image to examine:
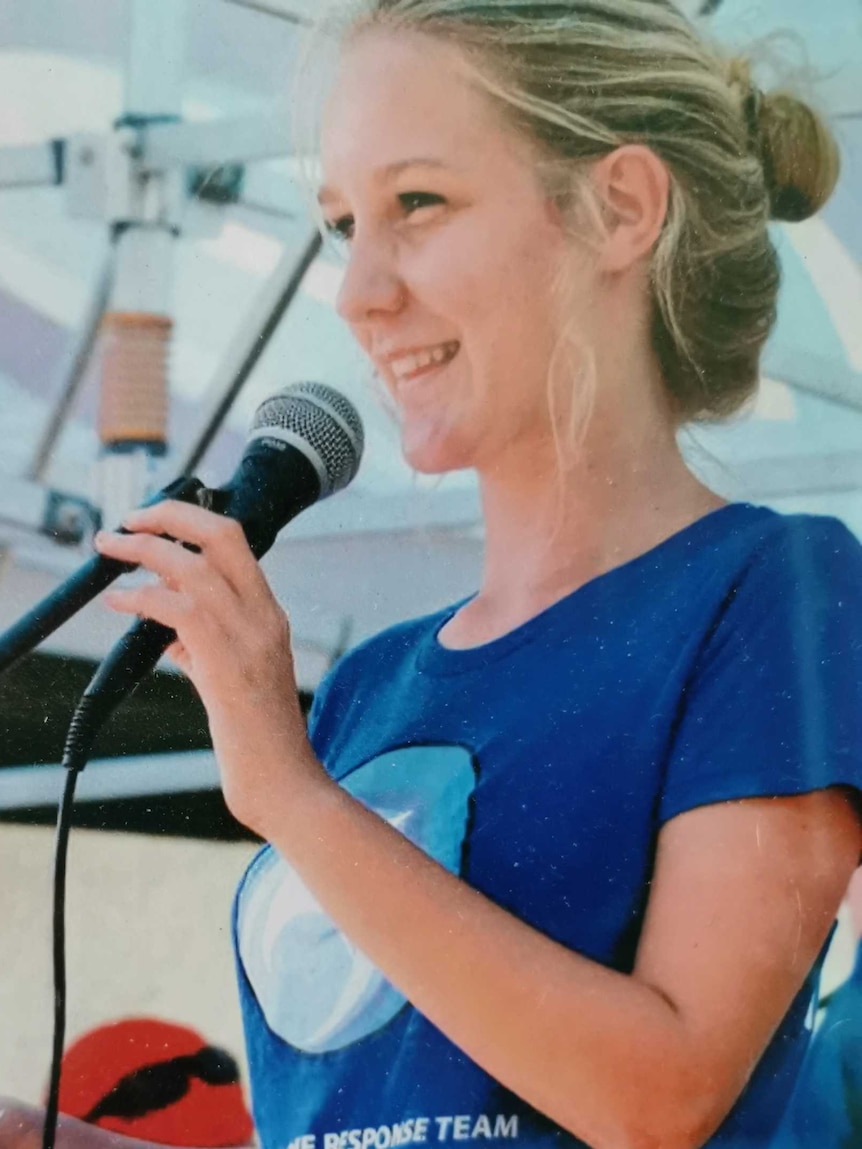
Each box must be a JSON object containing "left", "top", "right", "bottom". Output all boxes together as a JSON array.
[
  {"left": 440, "top": 286, "right": 726, "bottom": 646},
  {"left": 468, "top": 404, "right": 722, "bottom": 635}
]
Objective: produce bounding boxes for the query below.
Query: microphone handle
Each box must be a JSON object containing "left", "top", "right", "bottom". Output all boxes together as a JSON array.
[
  {"left": 0, "top": 476, "right": 205, "bottom": 678},
  {"left": 81, "top": 616, "right": 175, "bottom": 728},
  {"left": 76, "top": 475, "right": 286, "bottom": 733},
  {"left": 0, "top": 553, "right": 136, "bottom": 675},
  {"left": 75, "top": 441, "right": 324, "bottom": 742}
]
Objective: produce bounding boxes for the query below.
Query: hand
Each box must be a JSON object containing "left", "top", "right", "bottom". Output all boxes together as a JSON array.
[
  {"left": 0, "top": 1102, "right": 42, "bottom": 1149},
  {"left": 94, "top": 500, "right": 327, "bottom": 835}
]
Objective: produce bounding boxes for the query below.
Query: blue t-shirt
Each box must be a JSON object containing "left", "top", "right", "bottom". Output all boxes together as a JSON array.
[{"left": 234, "top": 503, "right": 862, "bottom": 1149}]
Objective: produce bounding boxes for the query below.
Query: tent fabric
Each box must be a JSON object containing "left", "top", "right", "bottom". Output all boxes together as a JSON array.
[{"left": 0, "top": 0, "right": 859, "bottom": 680}]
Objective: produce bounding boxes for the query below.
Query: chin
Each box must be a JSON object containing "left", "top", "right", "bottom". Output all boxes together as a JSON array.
[
  {"left": 402, "top": 448, "right": 466, "bottom": 476},
  {"left": 400, "top": 432, "right": 476, "bottom": 476}
]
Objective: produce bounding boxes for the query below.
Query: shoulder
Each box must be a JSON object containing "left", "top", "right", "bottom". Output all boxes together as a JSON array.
[
  {"left": 691, "top": 506, "right": 862, "bottom": 688},
  {"left": 731, "top": 510, "right": 862, "bottom": 653},
  {"left": 659, "top": 508, "right": 862, "bottom": 822},
  {"left": 693, "top": 506, "right": 862, "bottom": 642},
  {"left": 735, "top": 507, "right": 862, "bottom": 585},
  {"left": 692, "top": 503, "right": 862, "bottom": 588}
]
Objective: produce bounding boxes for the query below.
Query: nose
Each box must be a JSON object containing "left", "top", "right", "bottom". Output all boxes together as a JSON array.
[{"left": 335, "top": 234, "right": 406, "bottom": 325}]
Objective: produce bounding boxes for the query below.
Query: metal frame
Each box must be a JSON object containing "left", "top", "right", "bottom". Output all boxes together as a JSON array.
[
  {"left": 0, "top": 476, "right": 98, "bottom": 546},
  {"left": 221, "top": 0, "right": 313, "bottom": 25},
  {"left": 0, "top": 3, "right": 314, "bottom": 530},
  {"left": 177, "top": 229, "right": 323, "bottom": 476},
  {"left": 141, "top": 115, "right": 295, "bottom": 173},
  {"left": 27, "top": 241, "right": 117, "bottom": 482},
  {"left": 0, "top": 0, "right": 858, "bottom": 552},
  {"left": 0, "top": 141, "right": 64, "bottom": 189}
]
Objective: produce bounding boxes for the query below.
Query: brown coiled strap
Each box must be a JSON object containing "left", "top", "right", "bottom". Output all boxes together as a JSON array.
[{"left": 98, "top": 312, "right": 172, "bottom": 448}]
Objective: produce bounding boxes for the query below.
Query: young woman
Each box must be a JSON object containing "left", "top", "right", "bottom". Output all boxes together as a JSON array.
[{"left": 4, "top": 3, "right": 861, "bottom": 1148}]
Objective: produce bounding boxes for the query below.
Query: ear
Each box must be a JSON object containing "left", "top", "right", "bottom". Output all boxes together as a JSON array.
[{"left": 592, "top": 145, "right": 670, "bottom": 273}]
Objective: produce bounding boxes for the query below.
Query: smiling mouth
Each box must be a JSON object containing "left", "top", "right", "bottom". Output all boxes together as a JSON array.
[{"left": 388, "top": 341, "right": 460, "bottom": 383}]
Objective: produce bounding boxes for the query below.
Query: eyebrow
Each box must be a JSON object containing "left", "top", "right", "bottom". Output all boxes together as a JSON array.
[{"left": 317, "top": 157, "right": 455, "bottom": 206}]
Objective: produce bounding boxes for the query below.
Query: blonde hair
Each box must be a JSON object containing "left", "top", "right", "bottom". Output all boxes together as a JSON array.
[{"left": 309, "top": 0, "right": 840, "bottom": 428}]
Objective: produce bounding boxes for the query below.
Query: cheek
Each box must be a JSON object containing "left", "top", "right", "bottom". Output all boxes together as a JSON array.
[
  {"left": 460, "top": 217, "right": 564, "bottom": 335},
  {"left": 406, "top": 230, "right": 487, "bottom": 321},
  {"left": 412, "top": 205, "right": 550, "bottom": 314},
  {"left": 402, "top": 212, "right": 570, "bottom": 422}
]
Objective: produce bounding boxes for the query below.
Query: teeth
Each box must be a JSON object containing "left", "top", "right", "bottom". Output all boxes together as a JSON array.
[{"left": 390, "top": 342, "right": 458, "bottom": 380}]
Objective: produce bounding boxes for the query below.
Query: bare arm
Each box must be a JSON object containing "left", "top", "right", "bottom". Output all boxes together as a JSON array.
[{"left": 256, "top": 770, "right": 859, "bottom": 1149}]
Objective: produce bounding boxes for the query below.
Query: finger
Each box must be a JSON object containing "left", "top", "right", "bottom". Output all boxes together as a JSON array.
[
  {"left": 95, "top": 530, "right": 208, "bottom": 591},
  {"left": 121, "top": 501, "right": 256, "bottom": 590},
  {"left": 103, "top": 584, "right": 189, "bottom": 633}
]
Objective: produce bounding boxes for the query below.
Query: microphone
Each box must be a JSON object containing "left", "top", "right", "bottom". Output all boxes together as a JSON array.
[
  {"left": 202, "top": 380, "right": 364, "bottom": 561},
  {"left": 0, "top": 383, "right": 363, "bottom": 678},
  {"left": 77, "top": 381, "right": 364, "bottom": 733}
]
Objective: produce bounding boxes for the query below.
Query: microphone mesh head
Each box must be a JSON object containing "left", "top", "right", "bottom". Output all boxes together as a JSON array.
[{"left": 250, "top": 383, "right": 364, "bottom": 497}]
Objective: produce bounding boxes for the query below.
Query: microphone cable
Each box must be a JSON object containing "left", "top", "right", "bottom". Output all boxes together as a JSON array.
[
  {"left": 35, "top": 382, "right": 365, "bottom": 1149},
  {"left": 43, "top": 696, "right": 106, "bottom": 1149},
  {"left": 40, "top": 479, "right": 209, "bottom": 1149}
]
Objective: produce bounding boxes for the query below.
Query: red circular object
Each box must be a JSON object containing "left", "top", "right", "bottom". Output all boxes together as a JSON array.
[{"left": 54, "top": 1018, "right": 254, "bottom": 1146}]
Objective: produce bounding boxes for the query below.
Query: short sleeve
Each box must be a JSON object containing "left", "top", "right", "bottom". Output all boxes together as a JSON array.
[
  {"left": 660, "top": 515, "right": 862, "bottom": 825},
  {"left": 306, "top": 660, "right": 346, "bottom": 755},
  {"left": 306, "top": 668, "right": 335, "bottom": 743}
]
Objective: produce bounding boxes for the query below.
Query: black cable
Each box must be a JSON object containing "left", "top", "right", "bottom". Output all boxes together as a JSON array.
[
  {"left": 177, "top": 230, "right": 322, "bottom": 475},
  {"left": 219, "top": 0, "right": 311, "bottom": 26},
  {"left": 42, "top": 697, "right": 108, "bottom": 1149}
]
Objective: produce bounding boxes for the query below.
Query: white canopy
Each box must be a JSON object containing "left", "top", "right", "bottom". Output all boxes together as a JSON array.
[{"left": 0, "top": 0, "right": 860, "bottom": 687}]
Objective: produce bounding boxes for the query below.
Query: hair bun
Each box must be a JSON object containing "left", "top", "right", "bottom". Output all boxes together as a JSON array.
[{"left": 754, "top": 88, "right": 841, "bottom": 222}]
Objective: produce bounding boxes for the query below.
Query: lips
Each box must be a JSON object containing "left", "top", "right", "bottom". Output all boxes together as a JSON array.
[{"left": 384, "top": 341, "right": 460, "bottom": 383}]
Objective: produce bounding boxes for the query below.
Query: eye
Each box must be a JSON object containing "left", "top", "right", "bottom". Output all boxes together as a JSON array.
[
  {"left": 322, "top": 190, "right": 445, "bottom": 250},
  {"left": 398, "top": 191, "right": 445, "bottom": 217},
  {"left": 324, "top": 214, "right": 355, "bottom": 243}
]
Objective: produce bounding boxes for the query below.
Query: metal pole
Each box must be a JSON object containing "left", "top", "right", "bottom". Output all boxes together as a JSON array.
[
  {"left": 96, "top": 0, "right": 186, "bottom": 529},
  {"left": 178, "top": 229, "right": 323, "bottom": 475},
  {"left": 28, "top": 241, "right": 117, "bottom": 483},
  {"left": 219, "top": 0, "right": 313, "bottom": 26}
]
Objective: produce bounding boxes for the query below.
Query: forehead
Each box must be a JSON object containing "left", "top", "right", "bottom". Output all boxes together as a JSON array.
[{"left": 320, "top": 29, "right": 523, "bottom": 186}]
